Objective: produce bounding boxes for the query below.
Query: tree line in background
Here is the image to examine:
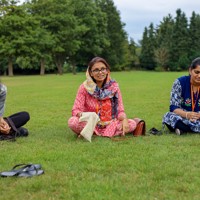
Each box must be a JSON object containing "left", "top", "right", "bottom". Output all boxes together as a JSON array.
[
  {"left": 140, "top": 9, "right": 200, "bottom": 71},
  {"left": 0, "top": 0, "right": 135, "bottom": 76},
  {"left": 0, "top": 0, "right": 199, "bottom": 76}
]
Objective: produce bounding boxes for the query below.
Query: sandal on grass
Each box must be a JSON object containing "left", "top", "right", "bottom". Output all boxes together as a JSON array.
[
  {"left": 0, "top": 163, "right": 43, "bottom": 177},
  {"left": 148, "top": 127, "right": 162, "bottom": 135},
  {"left": 18, "top": 168, "right": 44, "bottom": 177}
]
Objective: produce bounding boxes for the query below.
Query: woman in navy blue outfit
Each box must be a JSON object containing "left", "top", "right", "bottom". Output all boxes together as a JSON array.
[{"left": 163, "top": 57, "right": 200, "bottom": 135}]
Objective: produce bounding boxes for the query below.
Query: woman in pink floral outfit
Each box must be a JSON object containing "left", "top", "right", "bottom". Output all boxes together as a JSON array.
[{"left": 68, "top": 57, "right": 137, "bottom": 138}]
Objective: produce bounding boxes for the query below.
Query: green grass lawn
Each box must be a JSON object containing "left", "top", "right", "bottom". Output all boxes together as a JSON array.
[{"left": 1, "top": 71, "right": 200, "bottom": 200}]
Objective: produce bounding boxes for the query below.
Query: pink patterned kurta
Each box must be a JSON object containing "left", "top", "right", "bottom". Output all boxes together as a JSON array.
[{"left": 68, "top": 84, "right": 137, "bottom": 137}]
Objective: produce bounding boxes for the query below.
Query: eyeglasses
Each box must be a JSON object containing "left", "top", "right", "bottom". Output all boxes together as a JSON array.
[{"left": 91, "top": 68, "right": 107, "bottom": 74}]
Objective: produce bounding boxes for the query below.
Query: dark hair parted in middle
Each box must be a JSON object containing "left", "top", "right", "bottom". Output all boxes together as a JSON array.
[
  {"left": 88, "top": 57, "right": 110, "bottom": 72},
  {"left": 190, "top": 57, "right": 200, "bottom": 69}
]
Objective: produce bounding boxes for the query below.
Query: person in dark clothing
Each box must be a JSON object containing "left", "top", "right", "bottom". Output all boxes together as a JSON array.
[
  {"left": 0, "top": 84, "right": 30, "bottom": 138},
  {"left": 163, "top": 57, "right": 200, "bottom": 135}
]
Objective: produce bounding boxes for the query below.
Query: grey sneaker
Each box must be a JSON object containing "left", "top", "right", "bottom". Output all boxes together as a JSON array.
[{"left": 175, "top": 128, "right": 182, "bottom": 135}]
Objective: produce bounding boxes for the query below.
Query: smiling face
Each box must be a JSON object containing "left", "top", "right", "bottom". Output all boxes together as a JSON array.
[
  {"left": 189, "top": 65, "right": 200, "bottom": 86},
  {"left": 90, "top": 62, "right": 109, "bottom": 87}
]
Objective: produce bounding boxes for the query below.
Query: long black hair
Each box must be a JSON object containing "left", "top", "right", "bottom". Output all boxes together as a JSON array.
[{"left": 190, "top": 57, "right": 200, "bottom": 69}]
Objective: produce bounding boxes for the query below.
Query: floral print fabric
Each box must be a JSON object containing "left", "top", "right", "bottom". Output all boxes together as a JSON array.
[
  {"left": 162, "top": 77, "right": 200, "bottom": 132},
  {"left": 68, "top": 68, "right": 137, "bottom": 137}
]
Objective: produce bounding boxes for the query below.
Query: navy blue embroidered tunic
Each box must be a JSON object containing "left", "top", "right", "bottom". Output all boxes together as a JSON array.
[{"left": 163, "top": 75, "right": 200, "bottom": 132}]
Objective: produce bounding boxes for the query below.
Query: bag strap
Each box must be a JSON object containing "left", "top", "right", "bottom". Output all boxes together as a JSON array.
[
  {"left": 4, "top": 117, "right": 20, "bottom": 140},
  {"left": 4, "top": 117, "right": 20, "bottom": 135}
]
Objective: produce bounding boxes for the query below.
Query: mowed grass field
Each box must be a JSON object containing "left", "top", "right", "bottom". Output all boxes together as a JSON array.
[{"left": 1, "top": 71, "right": 200, "bottom": 200}]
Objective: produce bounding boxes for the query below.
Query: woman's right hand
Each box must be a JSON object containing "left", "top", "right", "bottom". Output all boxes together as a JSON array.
[
  {"left": 122, "top": 118, "right": 129, "bottom": 136},
  {"left": 0, "top": 117, "right": 11, "bottom": 134}
]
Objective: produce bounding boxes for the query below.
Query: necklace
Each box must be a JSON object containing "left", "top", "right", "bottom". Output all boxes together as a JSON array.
[{"left": 191, "top": 85, "right": 200, "bottom": 111}]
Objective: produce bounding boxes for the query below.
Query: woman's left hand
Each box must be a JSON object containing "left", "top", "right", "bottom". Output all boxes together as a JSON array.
[
  {"left": 187, "top": 112, "right": 200, "bottom": 122},
  {"left": 121, "top": 118, "right": 129, "bottom": 136}
]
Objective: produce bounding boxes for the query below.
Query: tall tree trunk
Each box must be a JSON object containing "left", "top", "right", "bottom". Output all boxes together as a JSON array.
[
  {"left": 8, "top": 57, "right": 13, "bottom": 76},
  {"left": 57, "top": 63, "right": 63, "bottom": 75},
  {"left": 55, "top": 57, "right": 63, "bottom": 75},
  {"left": 55, "top": 54, "right": 65, "bottom": 75},
  {"left": 72, "top": 63, "right": 76, "bottom": 75},
  {"left": 40, "top": 58, "right": 45, "bottom": 75}
]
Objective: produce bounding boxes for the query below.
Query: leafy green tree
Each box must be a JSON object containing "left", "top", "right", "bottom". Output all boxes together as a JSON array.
[
  {"left": 140, "top": 23, "right": 157, "bottom": 70},
  {"left": 95, "top": 0, "right": 129, "bottom": 70},
  {"left": 29, "top": 0, "right": 88, "bottom": 75},
  {"left": 188, "top": 12, "right": 200, "bottom": 60},
  {"left": 141, "top": 9, "right": 200, "bottom": 71},
  {"left": 67, "top": 0, "right": 109, "bottom": 74},
  {"left": 156, "top": 15, "right": 174, "bottom": 47},
  {"left": 169, "top": 9, "right": 190, "bottom": 70},
  {"left": 155, "top": 14, "right": 174, "bottom": 70},
  {"left": 24, "top": 1, "right": 56, "bottom": 75},
  {"left": 154, "top": 48, "right": 169, "bottom": 71},
  {"left": 0, "top": 58, "right": 7, "bottom": 75},
  {"left": 140, "top": 27, "right": 148, "bottom": 69},
  {"left": 0, "top": 0, "right": 137, "bottom": 75},
  {"left": 127, "top": 38, "right": 139, "bottom": 69},
  {"left": 0, "top": 0, "right": 39, "bottom": 76}
]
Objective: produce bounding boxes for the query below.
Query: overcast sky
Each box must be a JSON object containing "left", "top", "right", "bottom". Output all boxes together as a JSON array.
[{"left": 114, "top": 0, "right": 200, "bottom": 43}]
